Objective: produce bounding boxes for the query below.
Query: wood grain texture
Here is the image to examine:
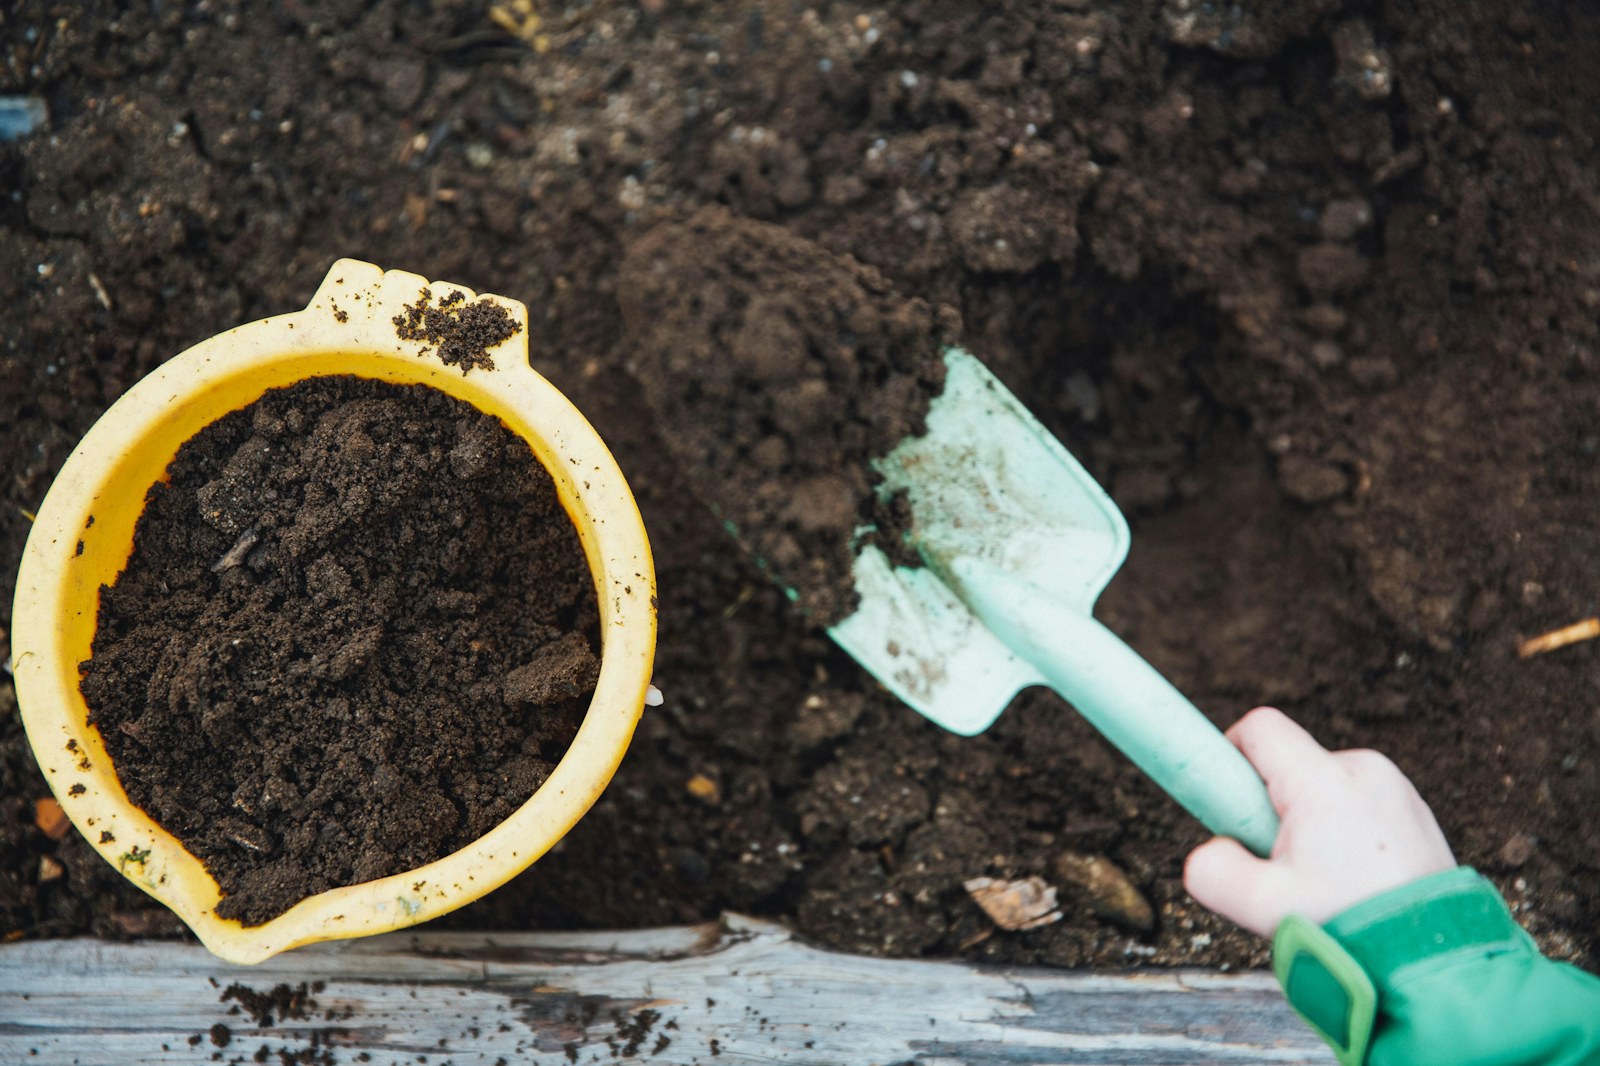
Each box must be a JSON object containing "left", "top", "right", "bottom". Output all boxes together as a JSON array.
[{"left": 0, "top": 915, "right": 1332, "bottom": 1065}]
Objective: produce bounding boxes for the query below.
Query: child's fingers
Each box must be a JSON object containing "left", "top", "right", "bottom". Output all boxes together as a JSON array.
[
  {"left": 1226, "top": 706, "right": 1336, "bottom": 808},
  {"left": 1183, "top": 836, "right": 1281, "bottom": 938}
]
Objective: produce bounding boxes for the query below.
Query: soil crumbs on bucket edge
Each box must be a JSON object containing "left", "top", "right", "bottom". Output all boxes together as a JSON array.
[
  {"left": 80, "top": 376, "right": 599, "bottom": 926},
  {"left": 392, "top": 287, "right": 521, "bottom": 374}
]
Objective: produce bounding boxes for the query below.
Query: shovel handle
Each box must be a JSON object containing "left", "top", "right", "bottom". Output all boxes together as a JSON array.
[{"left": 951, "top": 560, "right": 1279, "bottom": 856}]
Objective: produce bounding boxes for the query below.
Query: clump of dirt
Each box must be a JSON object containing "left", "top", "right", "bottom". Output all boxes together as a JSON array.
[
  {"left": 79, "top": 376, "right": 598, "bottom": 925},
  {"left": 621, "top": 207, "right": 954, "bottom": 624},
  {"left": 222, "top": 980, "right": 324, "bottom": 1028},
  {"left": 393, "top": 287, "right": 521, "bottom": 374}
]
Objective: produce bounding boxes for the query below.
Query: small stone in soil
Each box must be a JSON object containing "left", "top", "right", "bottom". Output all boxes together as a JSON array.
[
  {"left": 1499, "top": 832, "right": 1538, "bottom": 867},
  {"left": 1053, "top": 852, "right": 1155, "bottom": 933}
]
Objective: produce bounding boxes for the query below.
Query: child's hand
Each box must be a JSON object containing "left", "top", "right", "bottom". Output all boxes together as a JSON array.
[{"left": 1183, "top": 706, "right": 1457, "bottom": 937}]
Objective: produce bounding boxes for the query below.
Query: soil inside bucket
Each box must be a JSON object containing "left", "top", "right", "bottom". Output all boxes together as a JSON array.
[{"left": 79, "top": 376, "right": 599, "bottom": 926}]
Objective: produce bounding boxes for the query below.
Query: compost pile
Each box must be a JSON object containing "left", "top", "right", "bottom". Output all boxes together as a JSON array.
[{"left": 2, "top": 0, "right": 1598, "bottom": 971}]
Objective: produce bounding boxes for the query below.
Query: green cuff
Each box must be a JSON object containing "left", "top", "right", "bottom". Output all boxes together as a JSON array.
[
  {"left": 1274, "top": 915, "right": 1376, "bottom": 1066},
  {"left": 1273, "top": 867, "right": 1527, "bottom": 1066},
  {"left": 1323, "top": 867, "right": 1532, "bottom": 983}
]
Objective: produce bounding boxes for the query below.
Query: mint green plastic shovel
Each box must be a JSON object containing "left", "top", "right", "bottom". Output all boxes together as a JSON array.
[{"left": 830, "top": 348, "right": 1280, "bottom": 857}]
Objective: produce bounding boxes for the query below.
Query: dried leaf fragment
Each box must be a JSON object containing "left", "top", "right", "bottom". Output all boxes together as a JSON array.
[{"left": 963, "top": 875, "right": 1061, "bottom": 931}]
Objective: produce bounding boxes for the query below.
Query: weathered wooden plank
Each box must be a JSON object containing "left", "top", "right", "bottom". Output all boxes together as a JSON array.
[{"left": 0, "top": 915, "right": 1331, "bottom": 1065}]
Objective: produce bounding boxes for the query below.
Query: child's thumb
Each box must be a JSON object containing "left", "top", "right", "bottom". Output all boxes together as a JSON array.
[{"left": 1184, "top": 835, "right": 1279, "bottom": 937}]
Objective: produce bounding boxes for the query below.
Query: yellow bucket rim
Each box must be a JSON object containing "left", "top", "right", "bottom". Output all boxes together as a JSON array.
[{"left": 11, "top": 259, "right": 657, "bottom": 964}]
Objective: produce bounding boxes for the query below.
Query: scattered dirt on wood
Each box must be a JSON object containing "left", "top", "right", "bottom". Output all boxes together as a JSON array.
[
  {"left": 2, "top": 0, "right": 1599, "bottom": 974},
  {"left": 222, "top": 980, "right": 324, "bottom": 1028},
  {"left": 79, "top": 377, "right": 597, "bottom": 925},
  {"left": 210, "top": 981, "right": 352, "bottom": 1065}
]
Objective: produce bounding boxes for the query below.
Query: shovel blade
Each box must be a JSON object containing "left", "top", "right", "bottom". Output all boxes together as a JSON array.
[{"left": 828, "top": 348, "right": 1129, "bottom": 735}]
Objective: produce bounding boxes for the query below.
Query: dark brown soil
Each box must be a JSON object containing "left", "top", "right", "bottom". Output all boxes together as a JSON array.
[
  {"left": 3, "top": 0, "right": 1599, "bottom": 973},
  {"left": 622, "top": 206, "right": 953, "bottom": 623},
  {"left": 221, "top": 980, "right": 325, "bottom": 1028},
  {"left": 79, "top": 376, "right": 598, "bottom": 925},
  {"left": 392, "top": 287, "right": 521, "bottom": 374}
]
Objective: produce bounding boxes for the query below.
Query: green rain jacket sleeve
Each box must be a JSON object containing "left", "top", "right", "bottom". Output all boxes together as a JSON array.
[{"left": 1273, "top": 866, "right": 1600, "bottom": 1066}]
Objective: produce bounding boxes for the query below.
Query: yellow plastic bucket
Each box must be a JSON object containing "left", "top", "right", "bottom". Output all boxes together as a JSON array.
[{"left": 11, "top": 260, "right": 656, "bottom": 963}]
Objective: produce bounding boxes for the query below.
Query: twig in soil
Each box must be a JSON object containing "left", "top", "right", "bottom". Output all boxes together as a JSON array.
[
  {"left": 217, "top": 817, "right": 273, "bottom": 853},
  {"left": 87, "top": 271, "right": 112, "bottom": 312},
  {"left": 957, "top": 927, "right": 994, "bottom": 951},
  {"left": 722, "top": 584, "right": 756, "bottom": 619},
  {"left": 1517, "top": 618, "right": 1600, "bottom": 659},
  {"left": 210, "top": 527, "right": 260, "bottom": 573}
]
